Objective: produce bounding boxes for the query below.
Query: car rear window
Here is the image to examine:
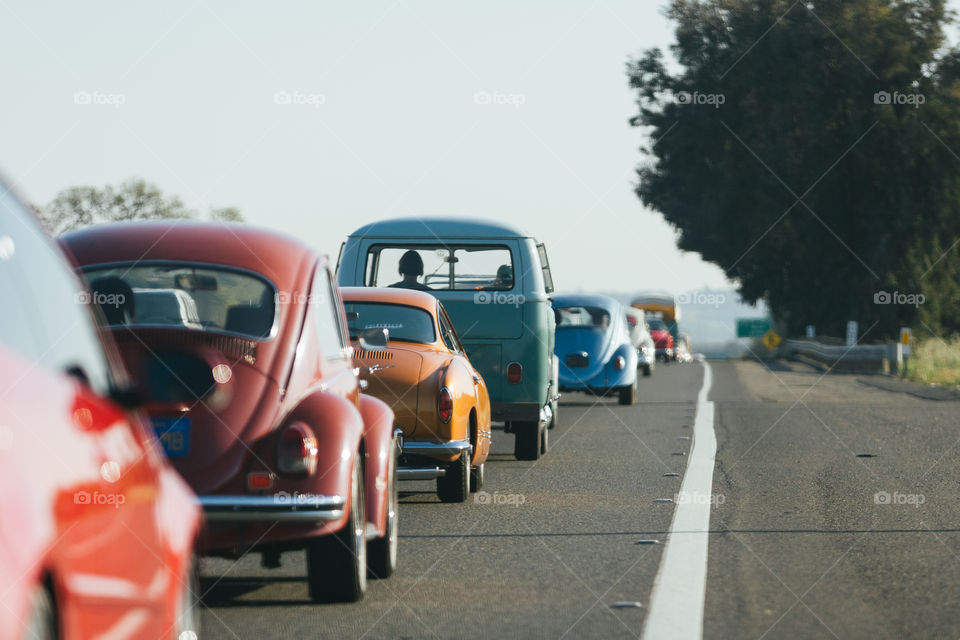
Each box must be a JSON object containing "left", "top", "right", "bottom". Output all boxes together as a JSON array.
[
  {"left": 364, "top": 245, "right": 515, "bottom": 291},
  {"left": 344, "top": 302, "right": 436, "bottom": 344},
  {"left": 555, "top": 306, "right": 610, "bottom": 329},
  {"left": 81, "top": 263, "right": 277, "bottom": 339}
]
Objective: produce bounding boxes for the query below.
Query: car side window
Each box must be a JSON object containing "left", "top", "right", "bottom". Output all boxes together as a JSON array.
[
  {"left": 437, "top": 305, "right": 461, "bottom": 354},
  {"left": 0, "top": 189, "right": 114, "bottom": 394},
  {"left": 313, "top": 267, "right": 347, "bottom": 360}
]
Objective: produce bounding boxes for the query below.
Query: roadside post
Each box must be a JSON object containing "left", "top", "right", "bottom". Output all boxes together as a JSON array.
[
  {"left": 845, "top": 321, "right": 858, "bottom": 347},
  {"left": 805, "top": 325, "right": 815, "bottom": 338},
  {"left": 900, "top": 327, "right": 912, "bottom": 376}
]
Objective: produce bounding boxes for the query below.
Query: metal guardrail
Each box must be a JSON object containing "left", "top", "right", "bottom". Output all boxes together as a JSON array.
[{"left": 783, "top": 339, "right": 890, "bottom": 373}]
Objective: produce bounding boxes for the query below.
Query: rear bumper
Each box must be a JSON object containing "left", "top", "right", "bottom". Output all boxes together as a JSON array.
[
  {"left": 398, "top": 439, "right": 472, "bottom": 481},
  {"left": 492, "top": 401, "right": 542, "bottom": 423},
  {"left": 199, "top": 495, "right": 345, "bottom": 523}
]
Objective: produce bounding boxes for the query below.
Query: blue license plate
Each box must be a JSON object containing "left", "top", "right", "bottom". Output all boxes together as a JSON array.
[{"left": 153, "top": 417, "right": 190, "bottom": 458}]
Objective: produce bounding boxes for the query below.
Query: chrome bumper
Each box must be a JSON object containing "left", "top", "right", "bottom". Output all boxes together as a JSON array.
[
  {"left": 397, "top": 439, "right": 472, "bottom": 481},
  {"left": 199, "top": 495, "right": 345, "bottom": 523}
]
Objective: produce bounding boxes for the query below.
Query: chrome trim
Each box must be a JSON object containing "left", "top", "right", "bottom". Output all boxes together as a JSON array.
[
  {"left": 402, "top": 439, "right": 473, "bottom": 456},
  {"left": 398, "top": 467, "right": 447, "bottom": 480},
  {"left": 199, "top": 495, "right": 345, "bottom": 523}
]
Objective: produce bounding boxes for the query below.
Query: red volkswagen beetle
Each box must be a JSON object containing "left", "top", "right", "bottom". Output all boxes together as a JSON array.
[
  {"left": 0, "top": 182, "right": 201, "bottom": 639},
  {"left": 61, "top": 221, "right": 399, "bottom": 602}
]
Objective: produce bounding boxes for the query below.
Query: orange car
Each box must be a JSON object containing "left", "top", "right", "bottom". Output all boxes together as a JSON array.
[{"left": 341, "top": 287, "right": 492, "bottom": 503}]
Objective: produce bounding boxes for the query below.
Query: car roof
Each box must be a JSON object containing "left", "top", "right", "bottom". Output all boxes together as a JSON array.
[
  {"left": 551, "top": 293, "right": 621, "bottom": 312},
  {"left": 61, "top": 221, "right": 322, "bottom": 289},
  {"left": 347, "top": 216, "right": 532, "bottom": 239},
  {"left": 339, "top": 286, "right": 438, "bottom": 314}
]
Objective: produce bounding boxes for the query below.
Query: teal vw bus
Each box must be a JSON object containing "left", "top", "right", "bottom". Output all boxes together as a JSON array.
[{"left": 337, "top": 218, "right": 558, "bottom": 460}]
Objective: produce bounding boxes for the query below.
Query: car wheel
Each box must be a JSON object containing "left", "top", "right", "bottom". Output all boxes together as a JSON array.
[
  {"left": 540, "top": 422, "right": 549, "bottom": 454},
  {"left": 24, "top": 585, "right": 56, "bottom": 640},
  {"left": 437, "top": 450, "right": 470, "bottom": 503},
  {"left": 642, "top": 364, "right": 652, "bottom": 377},
  {"left": 548, "top": 399, "right": 559, "bottom": 430},
  {"left": 618, "top": 380, "right": 637, "bottom": 406},
  {"left": 367, "top": 452, "right": 398, "bottom": 579},
  {"left": 307, "top": 453, "right": 367, "bottom": 603},
  {"left": 513, "top": 421, "right": 542, "bottom": 461},
  {"left": 174, "top": 556, "right": 201, "bottom": 639}
]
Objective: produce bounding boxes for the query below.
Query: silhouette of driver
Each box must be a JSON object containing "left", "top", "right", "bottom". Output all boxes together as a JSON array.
[{"left": 389, "top": 250, "right": 431, "bottom": 290}]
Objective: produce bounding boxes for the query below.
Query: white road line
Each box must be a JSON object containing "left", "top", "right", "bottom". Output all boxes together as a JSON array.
[{"left": 642, "top": 362, "right": 716, "bottom": 640}]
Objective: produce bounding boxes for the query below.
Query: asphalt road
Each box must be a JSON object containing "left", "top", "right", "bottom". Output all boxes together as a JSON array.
[{"left": 198, "top": 360, "right": 960, "bottom": 639}]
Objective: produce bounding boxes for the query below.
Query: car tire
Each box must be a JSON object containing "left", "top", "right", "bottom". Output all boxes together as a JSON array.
[
  {"left": 437, "top": 450, "right": 470, "bottom": 503},
  {"left": 642, "top": 364, "right": 652, "bottom": 377},
  {"left": 307, "top": 453, "right": 367, "bottom": 603},
  {"left": 513, "top": 421, "right": 542, "bottom": 461},
  {"left": 470, "top": 462, "right": 484, "bottom": 493},
  {"left": 174, "top": 556, "right": 201, "bottom": 639},
  {"left": 548, "top": 399, "right": 558, "bottom": 430},
  {"left": 367, "top": 451, "right": 398, "bottom": 579},
  {"left": 618, "top": 381, "right": 637, "bottom": 406},
  {"left": 24, "top": 585, "right": 56, "bottom": 640},
  {"left": 540, "top": 422, "right": 549, "bottom": 455}
]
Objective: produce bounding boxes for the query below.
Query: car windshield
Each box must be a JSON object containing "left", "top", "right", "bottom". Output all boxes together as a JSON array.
[
  {"left": 345, "top": 302, "right": 436, "bottom": 344},
  {"left": 647, "top": 318, "right": 668, "bottom": 332},
  {"left": 555, "top": 306, "right": 610, "bottom": 329},
  {"left": 365, "top": 245, "right": 514, "bottom": 291},
  {"left": 81, "top": 263, "right": 276, "bottom": 340}
]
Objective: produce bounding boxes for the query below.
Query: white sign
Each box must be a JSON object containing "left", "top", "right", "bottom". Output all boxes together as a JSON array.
[
  {"left": 900, "top": 327, "right": 912, "bottom": 357},
  {"left": 846, "top": 321, "right": 858, "bottom": 346}
]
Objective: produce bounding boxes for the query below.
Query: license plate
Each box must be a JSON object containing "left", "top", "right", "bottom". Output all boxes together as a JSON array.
[{"left": 153, "top": 417, "right": 190, "bottom": 458}]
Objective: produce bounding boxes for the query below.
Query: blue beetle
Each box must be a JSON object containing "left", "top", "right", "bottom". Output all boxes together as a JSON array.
[{"left": 553, "top": 294, "right": 638, "bottom": 405}]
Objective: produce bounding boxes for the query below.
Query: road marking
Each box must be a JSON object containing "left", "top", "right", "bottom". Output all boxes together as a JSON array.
[{"left": 642, "top": 362, "right": 716, "bottom": 640}]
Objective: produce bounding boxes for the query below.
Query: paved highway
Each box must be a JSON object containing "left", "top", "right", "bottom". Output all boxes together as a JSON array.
[{"left": 199, "top": 360, "right": 960, "bottom": 639}]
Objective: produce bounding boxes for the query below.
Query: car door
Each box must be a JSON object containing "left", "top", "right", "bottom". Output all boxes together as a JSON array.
[{"left": 0, "top": 187, "right": 168, "bottom": 632}]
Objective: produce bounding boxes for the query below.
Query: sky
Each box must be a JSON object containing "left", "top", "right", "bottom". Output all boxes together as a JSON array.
[{"left": 4, "top": 1, "right": 956, "bottom": 325}]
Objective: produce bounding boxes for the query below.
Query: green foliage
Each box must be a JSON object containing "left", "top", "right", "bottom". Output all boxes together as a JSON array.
[
  {"left": 628, "top": 0, "right": 960, "bottom": 338},
  {"left": 40, "top": 178, "right": 244, "bottom": 235}
]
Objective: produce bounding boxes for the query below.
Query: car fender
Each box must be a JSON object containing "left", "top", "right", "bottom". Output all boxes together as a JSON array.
[
  {"left": 357, "top": 394, "right": 396, "bottom": 536},
  {"left": 281, "top": 391, "right": 364, "bottom": 528},
  {"left": 440, "top": 359, "right": 475, "bottom": 443}
]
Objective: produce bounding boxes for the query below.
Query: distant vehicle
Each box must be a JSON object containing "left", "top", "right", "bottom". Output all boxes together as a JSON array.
[
  {"left": 338, "top": 217, "right": 558, "bottom": 461},
  {"left": 0, "top": 182, "right": 201, "bottom": 640},
  {"left": 133, "top": 288, "right": 203, "bottom": 329},
  {"left": 341, "top": 287, "right": 492, "bottom": 503},
  {"left": 625, "top": 307, "right": 655, "bottom": 377},
  {"left": 62, "top": 221, "right": 400, "bottom": 602},
  {"left": 553, "top": 294, "right": 638, "bottom": 405},
  {"left": 676, "top": 332, "right": 693, "bottom": 363},
  {"left": 633, "top": 294, "right": 680, "bottom": 362}
]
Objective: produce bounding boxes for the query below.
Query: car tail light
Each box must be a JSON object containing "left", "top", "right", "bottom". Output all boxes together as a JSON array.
[
  {"left": 626, "top": 316, "right": 637, "bottom": 327},
  {"left": 247, "top": 472, "right": 274, "bottom": 491},
  {"left": 438, "top": 387, "right": 453, "bottom": 423},
  {"left": 277, "top": 422, "right": 319, "bottom": 476},
  {"left": 614, "top": 355, "right": 626, "bottom": 371},
  {"left": 506, "top": 362, "right": 522, "bottom": 384}
]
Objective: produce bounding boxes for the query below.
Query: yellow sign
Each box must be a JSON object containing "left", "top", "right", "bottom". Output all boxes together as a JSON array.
[{"left": 762, "top": 329, "right": 781, "bottom": 350}]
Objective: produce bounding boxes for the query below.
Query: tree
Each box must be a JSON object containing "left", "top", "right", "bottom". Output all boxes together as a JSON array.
[
  {"left": 628, "top": 0, "right": 960, "bottom": 338},
  {"left": 40, "top": 178, "right": 244, "bottom": 235}
]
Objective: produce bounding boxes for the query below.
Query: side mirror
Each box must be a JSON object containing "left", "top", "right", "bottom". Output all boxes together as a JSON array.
[{"left": 358, "top": 327, "right": 389, "bottom": 350}]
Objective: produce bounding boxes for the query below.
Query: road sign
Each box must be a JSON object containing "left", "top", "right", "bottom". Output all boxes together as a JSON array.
[
  {"left": 901, "top": 327, "right": 912, "bottom": 357},
  {"left": 762, "top": 329, "right": 781, "bottom": 350},
  {"left": 737, "top": 318, "right": 772, "bottom": 338},
  {"left": 846, "top": 321, "right": 858, "bottom": 346}
]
